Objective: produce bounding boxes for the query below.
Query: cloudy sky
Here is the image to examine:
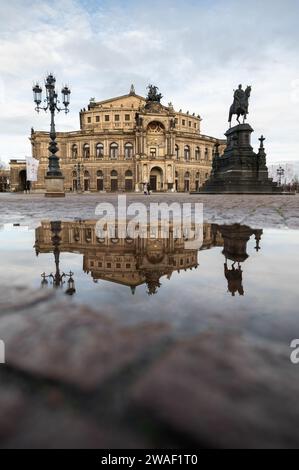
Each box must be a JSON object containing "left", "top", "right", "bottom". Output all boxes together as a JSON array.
[{"left": 0, "top": 0, "right": 298, "bottom": 164}]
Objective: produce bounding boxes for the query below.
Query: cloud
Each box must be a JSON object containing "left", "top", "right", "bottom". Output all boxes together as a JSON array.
[{"left": 0, "top": 0, "right": 298, "bottom": 162}]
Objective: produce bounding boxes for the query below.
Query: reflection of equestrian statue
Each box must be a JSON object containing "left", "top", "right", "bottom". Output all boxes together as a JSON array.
[
  {"left": 224, "top": 261, "right": 244, "bottom": 296},
  {"left": 147, "top": 84, "right": 163, "bottom": 103},
  {"left": 228, "top": 84, "right": 251, "bottom": 126}
]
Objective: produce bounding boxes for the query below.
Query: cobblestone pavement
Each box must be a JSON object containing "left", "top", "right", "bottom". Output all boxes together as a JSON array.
[
  {"left": 1, "top": 285, "right": 299, "bottom": 448},
  {"left": 0, "top": 192, "right": 299, "bottom": 229}
]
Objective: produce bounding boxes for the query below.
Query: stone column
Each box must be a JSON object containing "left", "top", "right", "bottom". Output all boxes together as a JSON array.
[{"left": 135, "top": 161, "right": 140, "bottom": 192}]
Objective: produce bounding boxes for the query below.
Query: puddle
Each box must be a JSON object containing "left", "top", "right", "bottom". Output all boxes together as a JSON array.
[{"left": 0, "top": 221, "right": 299, "bottom": 340}]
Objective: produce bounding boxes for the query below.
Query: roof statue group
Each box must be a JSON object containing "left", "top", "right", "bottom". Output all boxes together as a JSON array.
[{"left": 146, "top": 84, "right": 163, "bottom": 103}]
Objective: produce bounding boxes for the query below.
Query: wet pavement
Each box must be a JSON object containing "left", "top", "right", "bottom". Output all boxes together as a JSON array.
[
  {"left": 0, "top": 194, "right": 299, "bottom": 448},
  {"left": 0, "top": 192, "right": 299, "bottom": 229}
]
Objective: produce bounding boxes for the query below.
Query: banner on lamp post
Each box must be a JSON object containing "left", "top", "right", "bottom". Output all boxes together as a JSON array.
[{"left": 26, "top": 157, "right": 39, "bottom": 182}]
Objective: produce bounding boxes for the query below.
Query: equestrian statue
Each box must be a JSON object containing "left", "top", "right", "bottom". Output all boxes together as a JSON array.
[{"left": 228, "top": 84, "right": 251, "bottom": 126}]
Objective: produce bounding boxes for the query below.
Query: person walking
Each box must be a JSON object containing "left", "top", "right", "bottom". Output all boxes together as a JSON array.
[
  {"left": 143, "top": 182, "right": 148, "bottom": 195},
  {"left": 147, "top": 182, "right": 151, "bottom": 195}
]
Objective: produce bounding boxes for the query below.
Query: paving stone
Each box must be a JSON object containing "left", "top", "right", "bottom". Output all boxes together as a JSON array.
[
  {"left": 0, "top": 380, "right": 146, "bottom": 449},
  {"left": 0, "top": 387, "right": 25, "bottom": 440},
  {"left": 1, "top": 406, "right": 142, "bottom": 449},
  {"left": 0, "top": 288, "right": 170, "bottom": 391},
  {"left": 132, "top": 332, "right": 299, "bottom": 448}
]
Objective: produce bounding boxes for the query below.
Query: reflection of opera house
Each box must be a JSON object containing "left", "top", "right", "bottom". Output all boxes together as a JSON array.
[{"left": 35, "top": 221, "right": 262, "bottom": 296}]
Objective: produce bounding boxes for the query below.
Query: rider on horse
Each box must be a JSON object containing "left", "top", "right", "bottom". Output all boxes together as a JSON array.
[
  {"left": 229, "top": 84, "right": 251, "bottom": 125},
  {"left": 234, "top": 85, "right": 247, "bottom": 113}
]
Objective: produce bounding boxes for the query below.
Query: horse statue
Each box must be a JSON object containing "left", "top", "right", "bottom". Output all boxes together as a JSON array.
[{"left": 228, "top": 85, "right": 251, "bottom": 126}]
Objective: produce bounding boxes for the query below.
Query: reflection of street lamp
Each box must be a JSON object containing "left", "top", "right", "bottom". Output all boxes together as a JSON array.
[
  {"left": 41, "top": 270, "right": 76, "bottom": 295},
  {"left": 277, "top": 165, "right": 285, "bottom": 187},
  {"left": 74, "top": 162, "right": 84, "bottom": 193},
  {"left": 40, "top": 221, "right": 76, "bottom": 295}
]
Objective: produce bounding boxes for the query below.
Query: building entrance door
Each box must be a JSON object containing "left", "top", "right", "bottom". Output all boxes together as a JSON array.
[
  {"left": 111, "top": 178, "right": 118, "bottom": 191},
  {"left": 125, "top": 179, "right": 133, "bottom": 191},
  {"left": 19, "top": 170, "right": 27, "bottom": 192},
  {"left": 149, "top": 167, "right": 163, "bottom": 191},
  {"left": 97, "top": 179, "right": 104, "bottom": 191},
  {"left": 84, "top": 179, "right": 90, "bottom": 191},
  {"left": 184, "top": 180, "right": 190, "bottom": 192},
  {"left": 150, "top": 175, "right": 157, "bottom": 191}
]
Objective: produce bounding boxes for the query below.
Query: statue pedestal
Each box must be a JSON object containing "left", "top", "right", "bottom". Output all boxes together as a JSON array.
[
  {"left": 45, "top": 176, "right": 65, "bottom": 198},
  {"left": 201, "top": 124, "right": 279, "bottom": 194}
]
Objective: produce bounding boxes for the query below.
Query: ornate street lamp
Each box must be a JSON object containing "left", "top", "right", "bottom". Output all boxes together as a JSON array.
[
  {"left": 276, "top": 165, "right": 285, "bottom": 187},
  {"left": 73, "top": 162, "right": 85, "bottom": 193},
  {"left": 33, "top": 74, "right": 71, "bottom": 197}
]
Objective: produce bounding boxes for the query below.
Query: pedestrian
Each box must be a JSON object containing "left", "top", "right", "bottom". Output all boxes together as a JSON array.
[
  {"left": 143, "top": 182, "right": 147, "bottom": 195},
  {"left": 147, "top": 182, "right": 151, "bottom": 195}
]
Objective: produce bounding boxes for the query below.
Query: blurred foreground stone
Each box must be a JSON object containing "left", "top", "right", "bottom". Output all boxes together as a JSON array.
[
  {"left": 133, "top": 332, "right": 299, "bottom": 449},
  {"left": 0, "top": 286, "right": 170, "bottom": 391},
  {"left": 0, "top": 285, "right": 299, "bottom": 448}
]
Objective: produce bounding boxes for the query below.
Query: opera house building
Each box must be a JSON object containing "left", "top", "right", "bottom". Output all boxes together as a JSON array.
[{"left": 10, "top": 85, "right": 225, "bottom": 193}]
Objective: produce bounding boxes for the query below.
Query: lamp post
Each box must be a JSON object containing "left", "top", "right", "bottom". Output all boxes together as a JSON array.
[
  {"left": 73, "top": 162, "right": 85, "bottom": 193},
  {"left": 33, "top": 74, "right": 71, "bottom": 197},
  {"left": 276, "top": 165, "right": 285, "bottom": 187},
  {"left": 40, "top": 221, "right": 76, "bottom": 295}
]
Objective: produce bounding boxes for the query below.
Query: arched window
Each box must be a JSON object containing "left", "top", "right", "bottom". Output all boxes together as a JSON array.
[
  {"left": 184, "top": 145, "right": 190, "bottom": 160},
  {"left": 71, "top": 144, "right": 78, "bottom": 159},
  {"left": 74, "top": 228, "right": 80, "bottom": 242},
  {"left": 175, "top": 171, "right": 179, "bottom": 192},
  {"left": 72, "top": 170, "right": 77, "bottom": 191},
  {"left": 110, "top": 142, "right": 118, "bottom": 159},
  {"left": 195, "top": 147, "right": 200, "bottom": 161},
  {"left": 175, "top": 144, "right": 179, "bottom": 160},
  {"left": 84, "top": 170, "right": 90, "bottom": 191},
  {"left": 125, "top": 169, "right": 133, "bottom": 191},
  {"left": 184, "top": 171, "right": 190, "bottom": 192},
  {"left": 205, "top": 148, "right": 209, "bottom": 161},
  {"left": 124, "top": 143, "right": 133, "bottom": 159},
  {"left": 96, "top": 143, "right": 104, "bottom": 159},
  {"left": 195, "top": 172, "right": 200, "bottom": 192},
  {"left": 83, "top": 143, "right": 90, "bottom": 159},
  {"left": 85, "top": 228, "right": 92, "bottom": 243},
  {"left": 96, "top": 170, "right": 104, "bottom": 191},
  {"left": 111, "top": 170, "right": 118, "bottom": 191}
]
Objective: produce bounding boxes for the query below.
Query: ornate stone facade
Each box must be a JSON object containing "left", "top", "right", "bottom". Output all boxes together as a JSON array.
[
  {"left": 10, "top": 86, "right": 225, "bottom": 192},
  {"left": 35, "top": 220, "right": 224, "bottom": 295},
  {"left": 0, "top": 169, "right": 9, "bottom": 192}
]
